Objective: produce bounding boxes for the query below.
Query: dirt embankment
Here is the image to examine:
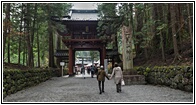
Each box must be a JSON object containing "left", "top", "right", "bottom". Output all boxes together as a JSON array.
[{"left": 134, "top": 41, "right": 193, "bottom": 67}]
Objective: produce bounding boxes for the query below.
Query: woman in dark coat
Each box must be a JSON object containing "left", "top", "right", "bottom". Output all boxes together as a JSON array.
[{"left": 97, "top": 65, "right": 109, "bottom": 94}]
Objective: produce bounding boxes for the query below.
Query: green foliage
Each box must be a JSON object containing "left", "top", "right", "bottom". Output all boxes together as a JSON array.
[
  {"left": 3, "top": 68, "right": 53, "bottom": 98},
  {"left": 97, "top": 3, "right": 131, "bottom": 52},
  {"left": 134, "top": 66, "right": 193, "bottom": 92},
  {"left": 157, "top": 24, "right": 167, "bottom": 31},
  {"left": 3, "top": 3, "right": 193, "bottom": 67},
  {"left": 90, "top": 51, "right": 100, "bottom": 61},
  {"left": 3, "top": 3, "right": 72, "bottom": 66},
  {"left": 134, "top": 3, "right": 193, "bottom": 61},
  {"left": 97, "top": 3, "right": 122, "bottom": 35},
  {"left": 98, "top": 3, "right": 117, "bottom": 18}
]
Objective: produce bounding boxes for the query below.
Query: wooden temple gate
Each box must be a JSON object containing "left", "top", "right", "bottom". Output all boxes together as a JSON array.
[{"left": 52, "top": 9, "right": 117, "bottom": 76}]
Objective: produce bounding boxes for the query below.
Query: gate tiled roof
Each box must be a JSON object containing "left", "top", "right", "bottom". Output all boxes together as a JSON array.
[
  {"left": 54, "top": 49, "right": 69, "bottom": 57},
  {"left": 62, "top": 9, "right": 99, "bottom": 21}
]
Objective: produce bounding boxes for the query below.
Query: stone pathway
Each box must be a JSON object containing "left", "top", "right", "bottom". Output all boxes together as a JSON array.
[{"left": 3, "top": 71, "right": 193, "bottom": 103}]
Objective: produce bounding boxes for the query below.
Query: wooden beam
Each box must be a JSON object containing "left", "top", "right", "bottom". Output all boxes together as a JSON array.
[{"left": 62, "top": 39, "right": 102, "bottom": 42}]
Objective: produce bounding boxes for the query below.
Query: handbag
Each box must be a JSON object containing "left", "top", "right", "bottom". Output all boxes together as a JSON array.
[{"left": 121, "top": 79, "right": 125, "bottom": 86}]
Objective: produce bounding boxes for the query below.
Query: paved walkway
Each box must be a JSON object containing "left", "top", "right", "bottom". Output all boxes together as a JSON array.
[{"left": 3, "top": 71, "right": 193, "bottom": 103}]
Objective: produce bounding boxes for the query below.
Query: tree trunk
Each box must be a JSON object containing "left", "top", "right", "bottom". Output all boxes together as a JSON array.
[
  {"left": 48, "top": 21, "right": 55, "bottom": 68},
  {"left": 57, "top": 35, "right": 61, "bottom": 49},
  {"left": 150, "top": 3, "right": 156, "bottom": 55},
  {"left": 163, "top": 4, "right": 168, "bottom": 49},
  {"left": 160, "top": 31, "right": 166, "bottom": 62},
  {"left": 7, "top": 31, "right": 10, "bottom": 63},
  {"left": 144, "top": 4, "right": 149, "bottom": 60},
  {"left": 27, "top": 25, "right": 32, "bottom": 67},
  {"left": 152, "top": 4, "right": 160, "bottom": 53},
  {"left": 23, "top": 46, "right": 26, "bottom": 65},
  {"left": 26, "top": 3, "right": 33, "bottom": 67},
  {"left": 23, "top": 44, "right": 27, "bottom": 66},
  {"left": 26, "top": 47, "right": 28, "bottom": 66},
  {"left": 3, "top": 3, "right": 10, "bottom": 62},
  {"left": 37, "top": 24, "right": 40, "bottom": 67},
  {"left": 7, "top": 3, "right": 11, "bottom": 63},
  {"left": 30, "top": 3, "right": 37, "bottom": 67},
  {"left": 113, "top": 33, "right": 121, "bottom": 63},
  {"left": 23, "top": 4, "right": 27, "bottom": 66},
  {"left": 144, "top": 47, "right": 148, "bottom": 60},
  {"left": 135, "top": 3, "right": 144, "bottom": 56},
  {"left": 48, "top": 5, "right": 55, "bottom": 67},
  {"left": 187, "top": 3, "right": 193, "bottom": 47},
  {"left": 166, "top": 4, "right": 172, "bottom": 50},
  {"left": 3, "top": 31, "right": 6, "bottom": 62},
  {"left": 160, "top": 4, "right": 166, "bottom": 62},
  {"left": 176, "top": 4, "right": 183, "bottom": 50},
  {"left": 129, "top": 4, "right": 133, "bottom": 69},
  {"left": 18, "top": 3, "right": 24, "bottom": 64},
  {"left": 170, "top": 3, "right": 181, "bottom": 62},
  {"left": 55, "top": 28, "right": 61, "bottom": 66}
]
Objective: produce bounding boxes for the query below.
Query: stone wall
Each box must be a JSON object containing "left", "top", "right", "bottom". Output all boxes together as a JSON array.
[
  {"left": 3, "top": 69, "right": 52, "bottom": 98},
  {"left": 123, "top": 75, "right": 146, "bottom": 85},
  {"left": 136, "top": 66, "right": 193, "bottom": 92}
]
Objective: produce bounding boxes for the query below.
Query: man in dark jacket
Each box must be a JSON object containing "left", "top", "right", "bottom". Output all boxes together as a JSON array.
[
  {"left": 97, "top": 65, "right": 109, "bottom": 94},
  {"left": 90, "top": 65, "right": 95, "bottom": 78}
]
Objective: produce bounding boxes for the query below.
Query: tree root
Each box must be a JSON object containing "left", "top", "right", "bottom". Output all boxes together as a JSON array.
[{"left": 172, "top": 54, "right": 182, "bottom": 64}]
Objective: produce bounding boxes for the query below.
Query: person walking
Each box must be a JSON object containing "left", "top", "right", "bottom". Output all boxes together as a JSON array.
[
  {"left": 97, "top": 65, "right": 109, "bottom": 94},
  {"left": 110, "top": 63, "right": 123, "bottom": 93},
  {"left": 74, "top": 66, "right": 78, "bottom": 75},
  {"left": 90, "top": 65, "right": 95, "bottom": 78},
  {"left": 81, "top": 66, "right": 85, "bottom": 79},
  {"left": 94, "top": 65, "right": 98, "bottom": 75},
  {"left": 87, "top": 66, "right": 90, "bottom": 74}
]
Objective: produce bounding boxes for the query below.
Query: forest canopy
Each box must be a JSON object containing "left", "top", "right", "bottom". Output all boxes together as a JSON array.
[{"left": 2, "top": 2, "right": 193, "bottom": 68}]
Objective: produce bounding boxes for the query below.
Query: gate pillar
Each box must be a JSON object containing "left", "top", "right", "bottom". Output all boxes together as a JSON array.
[{"left": 68, "top": 46, "right": 73, "bottom": 75}]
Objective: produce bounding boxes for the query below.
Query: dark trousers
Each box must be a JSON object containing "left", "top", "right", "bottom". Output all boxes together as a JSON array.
[
  {"left": 91, "top": 71, "right": 94, "bottom": 78},
  {"left": 98, "top": 81, "right": 104, "bottom": 93},
  {"left": 116, "top": 82, "right": 121, "bottom": 92}
]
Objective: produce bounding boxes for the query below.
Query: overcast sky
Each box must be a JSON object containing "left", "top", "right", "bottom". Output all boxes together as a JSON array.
[{"left": 72, "top": 3, "right": 98, "bottom": 9}]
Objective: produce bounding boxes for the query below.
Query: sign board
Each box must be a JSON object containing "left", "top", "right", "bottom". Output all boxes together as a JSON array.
[{"left": 60, "top": 62, "right": 65, "bottom": 66}]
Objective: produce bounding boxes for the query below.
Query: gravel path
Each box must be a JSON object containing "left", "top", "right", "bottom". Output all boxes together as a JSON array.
[{"left": 3, "top": 73, "right": 193, "bottom": 103}]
